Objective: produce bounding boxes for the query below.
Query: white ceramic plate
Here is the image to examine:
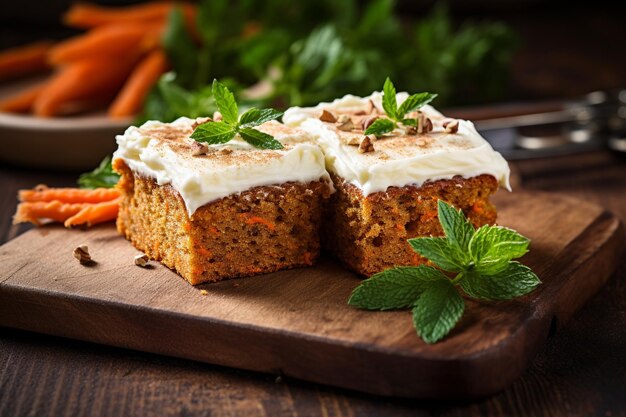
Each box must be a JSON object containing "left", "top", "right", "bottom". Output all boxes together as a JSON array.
[{"left": 0, "top": 79, "right": 132, "bottom": 171}]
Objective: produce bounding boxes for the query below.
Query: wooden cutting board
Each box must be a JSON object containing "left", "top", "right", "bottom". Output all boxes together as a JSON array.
[{"left": 0, "top": 191, "right": 623, "bottom": 400}]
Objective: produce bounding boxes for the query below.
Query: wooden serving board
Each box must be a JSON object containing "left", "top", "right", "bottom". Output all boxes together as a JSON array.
[{"left": 0, "top": 191, "right": 623, "bottom": 399}]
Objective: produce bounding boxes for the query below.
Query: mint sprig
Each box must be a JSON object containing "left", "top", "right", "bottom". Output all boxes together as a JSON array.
[
  {"left": 348, "top": 200, "right": 540, "bottom": 344},
  {"left": 191, "top": 80, "right": 284, "bottom": 150},
  {"left": 364, "top": 77, "right": 438, "bottom": 137}
]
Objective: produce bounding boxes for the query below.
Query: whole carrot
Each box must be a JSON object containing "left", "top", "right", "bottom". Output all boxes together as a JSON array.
[
  {"left": 109, "top": 49, "right": 169, "bottom": 118},
  {"left": 48, "top": 24, "right": 162, "bottom": 66},
  {"left": 0, "top": 41, "right": 52, "bottom": 81},
  {"left": 13, "top": 201, "right": 88, "bottom": 226},
  {"left": 19, "top": 185, "right": 121, "bottom": 204},
  {"left": 64, "top": 2, "right": 197, "bottom": 29},
  {"left": 34, "top": 58, "right": 135, "bottom": 117},
  {"left": 0, "top": 83, "right": 46, "bottom": 113},
  {"left": 64, "top": 197, "right": 121, "bottom": 228}
]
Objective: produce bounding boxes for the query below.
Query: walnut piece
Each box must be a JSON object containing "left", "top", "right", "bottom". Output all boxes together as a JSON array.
[
  {"left": 443, "top": 119, "right": 460, "bottom": 133},
  {"left": 190, "top": 141, "right": 210, "bottom": 156},
  {"left": 417, "top": 112, "right": 433, "bottom": 134},
  {"left": 344, "top": 136, "right": 361, "bottom": 146},
  {"left": 319, "top": 110, "right": 337, "bottom": 123},
  {"left": 134, "top": 253, "right": 149, "bottom": 267},
  {"left": 336, "top": 116, "right": 355, "bottom": 131},
  {"left": 191, "top": 117, "right": 212, "bottom": 129},
  {"left": 360, "top": 115, "right": 378, "bottom": 131},
  {"left": 73, "top": 245, "right": 91, "bottom": 264},
  {"left": 358, "top": 135, "right": 376, "bottom": 153},
  {"left": 213, "top": 111, "right": 223, "bottom": 122}
]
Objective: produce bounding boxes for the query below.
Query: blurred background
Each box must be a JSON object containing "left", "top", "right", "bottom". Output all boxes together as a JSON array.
[
  {"left": 1, "top": 0, "right": 624, "bottom": 103},
  {"left": 0, "top": 0, "right": 625, "bottom": 168}
]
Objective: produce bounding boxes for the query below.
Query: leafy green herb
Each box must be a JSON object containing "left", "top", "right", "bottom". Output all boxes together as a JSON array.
[
  {"left": 364, "top": 78, "right": 437, "bottom": 137},
  {"left": 78, "top": 156, "right": 120, "bottom": 189},
  {"left": 348, "top": 200, "right": 540, "bottom": 344},
  {"left": 141, "top": 1, "right": 516, "bottom": 121},
  {"left": 191, "top": 80, "right": 283, "bottom": 149}
]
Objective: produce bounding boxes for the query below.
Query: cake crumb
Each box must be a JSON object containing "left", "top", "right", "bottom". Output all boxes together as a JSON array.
[
  {"left": 134, "top": 253, "right": 149, "bottom": 267},
  {"left": 73, "top": 244, "right": 91, "bottom": 264},
  {"left": 200, "top": 289, "right": 208, "bottom": 296}
]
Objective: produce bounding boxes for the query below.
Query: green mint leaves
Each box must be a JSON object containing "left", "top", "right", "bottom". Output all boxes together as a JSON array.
[
  {"left": 78, "top": 156, "right": 120, "bottom": 189},
  {"left": 348, "top": 200, "right": 540, "bottom": 344},
  {"left": 364, "top": 77, "right": 438, "bottom": 136},
  {"left": 191, "top": 80, "right": 284, "bottom": 150}
]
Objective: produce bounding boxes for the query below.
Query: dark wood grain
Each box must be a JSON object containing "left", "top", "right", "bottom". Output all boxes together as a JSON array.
[{"left": 0, "top": 189, "right": 623, "bottom": 401}]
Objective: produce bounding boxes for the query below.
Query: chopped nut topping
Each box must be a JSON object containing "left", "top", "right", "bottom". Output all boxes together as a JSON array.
[
  {"left": 443, "top": 119, "right": 460, "bottom": 134},
  {"left": 134, "top": 253, "right": 149, "bottom": 267},
  {"left": 336, "top": 116, "right": 355, "bottom": 131},
  {"left": 417, "top": 112, "right": 433, "bottom": 134},
  {"left": 344, "top": 136, "right": 361, "bottom": 146},
  {"left": 73, "top": 245, "right": 91, "bottom": 264},
  {"left": 213, "top": 111, "right": 223, "bottom": 122},
  {"left": 319, "top": 109, "right": 337, "bottom": 123},
  {"left": 191, "top": 117, "right": 212, "bottom": 129},
  {"left": 219, "top": 148, "right": 233, "bottom": 155},
  {"left": 405, "top": 125, "right": 417, "bottom": 135},
  {"left": 366, "top": 99, "right": 376, "bottom": 114},
  {"left": 358, "top": 135, "right": 376, "bottom": 153},
  {"left": 190, "top": 140, "right": 210, "bottom": 156},
  {"left": 360, "top": 115, "right": 378, "bottom": 131}
]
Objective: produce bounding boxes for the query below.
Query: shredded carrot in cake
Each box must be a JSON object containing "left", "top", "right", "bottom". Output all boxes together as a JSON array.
[{"left": 239, "top": 214, "right": 276, "bottom": 231}]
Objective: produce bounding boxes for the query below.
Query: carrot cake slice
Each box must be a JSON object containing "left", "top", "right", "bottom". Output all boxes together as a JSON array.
[
  {"left": 113, "top": 118, "right": 332, "bottom": 285},
  {"left": 284, "top": 92, "right": 510, "bottom": 276}
]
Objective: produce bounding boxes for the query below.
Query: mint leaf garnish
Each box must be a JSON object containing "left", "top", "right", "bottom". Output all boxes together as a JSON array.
[
  {"left": 382, "top": 77, "right": 398, "bottom": 119},
  {"left": 412, "top": 278, "right": 464, "bottom": 344},
  {"left": 397, "top": 92, "right": 438, "bottom": 118},
  {"left": 459, "top": 262, "right": 540, "bottom": 301},
  {"left": 190, "top": 121, "right": 236, "bottom": 144},
  {"left": 348, "top": 266, "right": 448, "bottom": 310},
  {"left": 469, "top": 225, "right": 529, "bottom": 274},
  {"left": 239, "top": 127, "right": 283, "bottom": 150},
  {"left": 348, "top": 200, "right": 541, "bottom": 344},
  {"left": 190, "top": 79, "right": 284, "bottom": 150},
  {"left": 212, "top": 79, "right": 239, "bottom": 124},
  {"left": 437, "top": 200, "right": 475, "bottom": 252},
  {"left": 239, "top": 108, "right": 283, "bottom": 127},
  {"left": 364, "top": 118, "right": 395, "bottom": 136},
  {"left": 78, "top": 156, "right": 120, "bottom": 189},
  {"left": 368, "top": 78, "right": 438, "bottom": 137},
  {"left": 408, "top": 237, "right": 466, "bottom": 272}
]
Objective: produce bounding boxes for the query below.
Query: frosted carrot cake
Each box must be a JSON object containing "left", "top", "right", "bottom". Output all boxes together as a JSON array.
[
  {"left": 283, "top": 91, "right": 510, "bottom": 276},
  {"left": 113, "top": 118, "right": 332, "bottom": 285}
]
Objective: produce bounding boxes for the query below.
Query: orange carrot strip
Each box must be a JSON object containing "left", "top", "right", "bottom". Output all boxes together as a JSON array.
[
  {"left": 13, "top": 201, "right": 88, "bottom": 226},
  {"left": 19, "top": 186, "right": 121, "bottom": 204},
  {"left": 48, "top": 24, "right": 161, "bottom": 65},
  {"left": 240, "top": 214, "right": 276, "bottom": 231},
  {"left": 0, "top": 41, "right": 52, "bottom": 81},
  {"left": 64, "top": 198, "right": 121, "bottom": 228},
  {"left": 63, "top": 2, "right": 194, "bottom": 27},
  {"left": 34, "top": 58, "right": 135, "bottom": 117},
  {"left": 108, "top": 49, "right": 169, "bottom": 118},
  {"left": 0, "top": 83, "right": 46, "bottom": 113}
]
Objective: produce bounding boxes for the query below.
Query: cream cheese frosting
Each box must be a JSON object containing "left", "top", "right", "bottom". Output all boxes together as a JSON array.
[
  {"left": 113, "top": 118, "right": 331, "bottom": 215},
  {"left": 283, "top": 92, "right": 511, "bottom": 195}
]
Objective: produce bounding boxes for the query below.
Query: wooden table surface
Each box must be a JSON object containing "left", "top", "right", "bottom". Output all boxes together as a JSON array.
[{"left": 1, "top": 150, "right": 625, "bottom": 417}]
